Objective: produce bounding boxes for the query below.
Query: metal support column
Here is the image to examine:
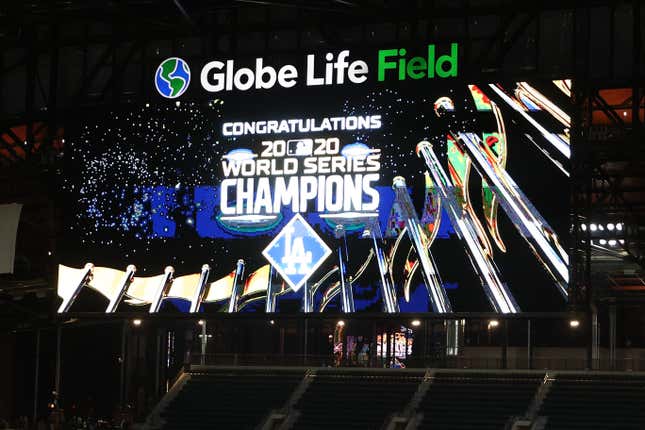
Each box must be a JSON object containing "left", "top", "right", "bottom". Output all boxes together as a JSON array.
[
  {"left": 24, "top": 30, "right": 35, "bottom": 160},
  {"left": 119, "top": 321, "right": 127, "bottom": 408},
  {"left": 445, "top": 320, "right": 459, "bottom": 357},
  {"left": 55, "top": 325, "right": 61, "bottom": 404},
  {"left": 303, "top": 318, "right": 309, "bottom": 365},
  {"left": 592, "top": 307, "right": 599, "bottom": 370},
  {"left": 527, "top": 319, "right": 533, "bottom": 370},
  {"left": 200, "top": 321, "right": 207, "bottom": 365},
  {"left": 371, "top": 321, "right": 377, "bottom": 367},
  {"left": 423, "top": 320, "right": 429, "bottom": 365},
  {"left": 385, "top": 330, "right": 391, "bottom": 367},
  {"left": 155, "top": 329, "right": 161, "bottom": 398},
  {"left": 502, "top": 320, "right": 509, "bottom": 369},
  {"left": 609, "top": 304, "right": 617, "bottom": 370},
  {"left": 632, "top": 0, "right": 641, "bottom": 133},
  {"left": 341, "top": 323, "right": 348, "bottom": 366},
  {"left": 47, "top": 16, "right": 59, "bottom": 165},
  {"left": 33, "top": 329, "right": 40, "bottom": 422}
]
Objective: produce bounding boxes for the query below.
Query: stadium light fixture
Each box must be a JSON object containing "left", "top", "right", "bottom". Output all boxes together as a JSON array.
[
  {"left": 607, "top": 223, "right": 615, "bottom": 231},
  {"left": 590, "top": 223, "right": 597, "bottom": 231}
]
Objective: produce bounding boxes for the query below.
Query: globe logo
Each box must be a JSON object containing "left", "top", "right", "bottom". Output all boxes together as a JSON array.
[{"left": 155, "top": 57, "right": 191, "bottom": 99}]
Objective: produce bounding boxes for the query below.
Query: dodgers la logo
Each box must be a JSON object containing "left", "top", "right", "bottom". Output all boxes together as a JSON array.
[{"left": 262, "top": 214, "right": 331, "bottom": 292}]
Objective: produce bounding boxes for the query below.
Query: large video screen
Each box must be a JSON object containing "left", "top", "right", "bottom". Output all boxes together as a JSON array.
[{"left": 59, "top": 46, "right": 571, "bottom": 314}]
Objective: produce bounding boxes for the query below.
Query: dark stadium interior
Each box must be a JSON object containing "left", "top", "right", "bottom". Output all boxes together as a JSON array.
[{"left": 1, "top": 1, "right": 645, "bottom": 429}]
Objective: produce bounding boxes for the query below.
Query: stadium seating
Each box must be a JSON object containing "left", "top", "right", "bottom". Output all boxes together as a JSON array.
[
  {"left": 159, "top": 368, "right": 304, "bottom": 430},
  {"left": 154, "top": 367, "right": 645, "bottom": 430},
  {"left": 540, "top": 374, "right": 645, "bottom": 429},
  {"left": 290, "top": 369, "right": 425, "bottom": 429},
  {"left": 416, "top": 372, "right": 544, "bottom": 430}
]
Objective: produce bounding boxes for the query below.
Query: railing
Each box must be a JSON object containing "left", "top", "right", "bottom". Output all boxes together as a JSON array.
[
  {"left": 189, "top": 353, "right": 645, "bottom": 371},
  {"left": 190, "top": 353, "right": 334, "bottom": 367}
]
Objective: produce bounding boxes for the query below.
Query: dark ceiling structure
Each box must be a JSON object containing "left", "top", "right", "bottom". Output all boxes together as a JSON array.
[{"left": 0, "top": 0, "right": 643, "bottom": 331}]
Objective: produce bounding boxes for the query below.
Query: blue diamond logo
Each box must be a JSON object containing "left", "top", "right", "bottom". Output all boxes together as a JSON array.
[{"left": 262, "top": 214, "right": 332, "bottom": 292}]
